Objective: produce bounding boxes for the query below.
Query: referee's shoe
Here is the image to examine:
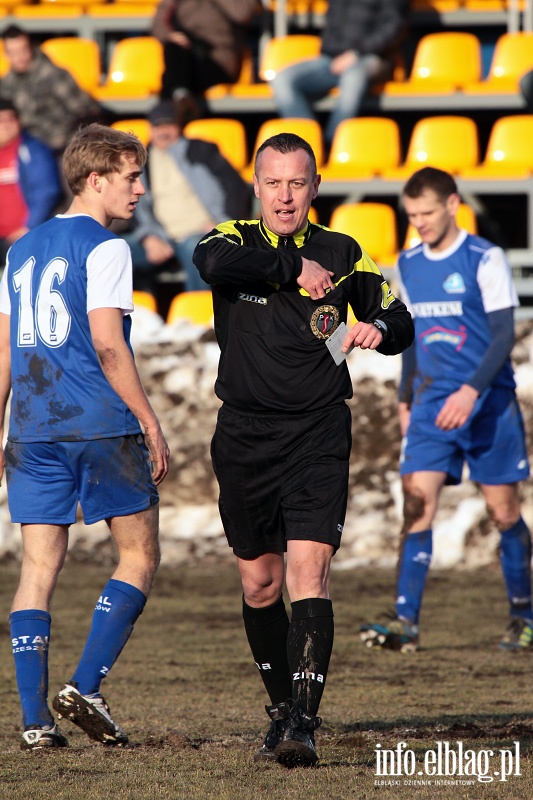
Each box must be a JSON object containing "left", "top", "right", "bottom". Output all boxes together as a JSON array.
[{"left": 273, "top": 699, "right": 321, "bottom": 768}]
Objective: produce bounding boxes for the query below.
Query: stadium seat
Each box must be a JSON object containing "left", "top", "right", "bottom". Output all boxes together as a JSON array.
[
  {"left": 242, "top": 117, "right": 324, "bottom": 181},
  {"left": 320, "top": 117, "right": 401, "bottom": 181},
  {"left": 230, "top": 34, "right": 321, "bottom": 99},
  {"left": 0, "top": 41, "right": 8, "bottom": 77},
  {"left": 111, "top": 118, "right": 151, "bottom": 146},
  {"left": 86, "top": 1, "right": 157, "bottom": 16},
  {"left": 463, "top": 32, "right": 533, "bottom": 94},
  {"left": 93, "top": 37, "right": 163, "bottom": 100},
  {"left": 308, "top": 206, "right": 318, "bottom": 224},
  {"left": 461, "top": 115, "right": 533, "bottom": 178},
  {"left": 410, "top": 1, "right": 460, "bottom": 8},
  {"left": 41, "top": 37, "right": 101, "bottom": 94},
  {"left": 402, "top": 203, "right": 478, "bottom": 250},
  {"left": 384, "top": 116, "right": 479, "bottom": 179},
  {"left": 13, "top": 3, "right": 85, "bottom": 17},
  {"left": 166, "top": 290, "right": 214, "bottom": 327},
  {"left": 329, "top": 202, "right": 398, "bottom": 267},
  {"left": 383, "top": 32, "right": 482, "bottom": 94},
  {"left": 133, "top": 290, "right": 158, "bottom": 313},
  {"left": 183, "top": 118, "right": 248, "bottom": 172}
]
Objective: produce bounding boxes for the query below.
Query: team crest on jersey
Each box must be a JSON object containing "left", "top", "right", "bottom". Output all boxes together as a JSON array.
[
  {"left": 310, "top": 305, "right": 340, "bottom": 339},
  {"left": 443, "top": 273, "right": 466, "bottom": 293}
]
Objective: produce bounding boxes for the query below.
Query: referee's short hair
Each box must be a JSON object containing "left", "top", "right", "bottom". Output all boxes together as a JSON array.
[
  {"left": 254, "top": 132, "right": 317, "bottom": 177},
  {"left": 403, "top": 167, "right": 459, "bottom": 203}
]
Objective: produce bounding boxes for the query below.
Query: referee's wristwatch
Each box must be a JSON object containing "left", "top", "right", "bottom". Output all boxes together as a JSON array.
[{"left": 371, "top": 319, "right": 388, "bottom": 339}]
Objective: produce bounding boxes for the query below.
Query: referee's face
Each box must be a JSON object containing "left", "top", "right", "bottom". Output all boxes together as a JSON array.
[{"left": 253, "top": 147, "right": 320, "bottom": 237}]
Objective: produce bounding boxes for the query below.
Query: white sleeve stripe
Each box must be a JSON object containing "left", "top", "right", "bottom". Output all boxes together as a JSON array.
[
  {"left": 86, "top": 238, "right": 134, "bottom": 314},
  {"left": 477, "top": 246, "right": 519, "bottom": 313}
]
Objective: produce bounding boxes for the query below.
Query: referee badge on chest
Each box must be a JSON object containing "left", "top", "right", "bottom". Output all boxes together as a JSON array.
[{"left": 310, "top": 305, "right": 340, "bottom": 339}]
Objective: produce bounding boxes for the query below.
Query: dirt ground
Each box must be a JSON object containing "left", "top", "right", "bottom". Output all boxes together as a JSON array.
[{"left": 1, "top": 561, "right": 533, "bottom": 799}]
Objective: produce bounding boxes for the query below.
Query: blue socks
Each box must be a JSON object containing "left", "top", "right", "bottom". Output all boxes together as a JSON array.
[
  {"left": 395, "top": 529, "right": 433, "bottom": 625},
  {"left": 71, "top": 579, "right": 146, "bottom": 696},
  {"left": 500, "top": 517, "right": 533, "bottom": 621},
  {"left": 9, "top": 610, "right": 54, "bottom": 729}
]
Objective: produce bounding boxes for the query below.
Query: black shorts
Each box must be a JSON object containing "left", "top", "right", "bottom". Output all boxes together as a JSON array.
[{"left": 211, "top": 403, "right": 352, "bottom": 559}]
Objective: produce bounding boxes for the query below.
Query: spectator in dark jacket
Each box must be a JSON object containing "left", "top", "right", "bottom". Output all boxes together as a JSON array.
[
  {"left": 0, "top": 25, "right": 102, "bottom": 155},
  {"left": 124, "top": 100, "right": 250, "bottom": 292},
  {"left": 152, "top": 0, "right": 259, "bottom": 116},
  {"left": 0, "top": 99, "right": 62, "bottom": 267},
  {"left": 272, "top": 0, "right": 409, "bottom": 145}
]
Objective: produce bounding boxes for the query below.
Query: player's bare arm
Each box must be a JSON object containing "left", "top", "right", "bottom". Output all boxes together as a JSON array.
[
  {"left": 435, "top": 384, "right": 479, "bottom": 431},
  {"left": 297, "top": 257, "right": 335, "bottom": 299},
  {"left": 0, "top": 313, "right": 11, "bottom": 485},
  {"left": 88, "top": 307, "right": 170, "bottom": 483}
]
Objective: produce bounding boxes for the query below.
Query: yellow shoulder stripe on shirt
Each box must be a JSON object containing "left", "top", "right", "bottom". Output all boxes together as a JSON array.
[
  {"left": 298, "top": 245, "right": 384, "bottom": 296},
  {"left": 199, "top": 220, "right": 249, "bottom": 246}
]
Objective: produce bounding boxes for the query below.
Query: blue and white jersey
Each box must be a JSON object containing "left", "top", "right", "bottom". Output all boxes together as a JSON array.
[
  {"left": 397, "top": 230, "right": 518, "bottom": 402},
  {"left": 0, "top": 214, "right": 142, "bottom": 442}
]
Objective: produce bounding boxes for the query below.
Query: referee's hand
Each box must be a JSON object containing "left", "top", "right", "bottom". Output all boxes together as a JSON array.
[{"left": 298, "top": 257, "right": 335, "bottom": 299}]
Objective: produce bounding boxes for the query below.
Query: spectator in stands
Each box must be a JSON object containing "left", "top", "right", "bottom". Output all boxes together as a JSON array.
[
  {"left": 271, "top": 0, "right": 410, "bottom": 146},
  {"left": 0, "top": 25, "right": 102, "bottom": 155},
  {"left": 152, "top": 0, "right": 259, "bottom": 117},
  {"left": 0, "top": 99, "right": 62, "bottom": 268},
  {"left": 124, "top": 100, "right": 250, "bottom": 293}
]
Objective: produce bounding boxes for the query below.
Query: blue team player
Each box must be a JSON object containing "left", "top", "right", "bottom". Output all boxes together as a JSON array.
[
  {"left": 0, "top": 123, "right": 170, "bottom": 749},
  {"left": 360, "top": 166, "right": 532, "bottom": 653}
]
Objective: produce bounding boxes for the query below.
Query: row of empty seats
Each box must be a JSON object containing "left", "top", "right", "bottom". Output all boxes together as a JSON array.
[
  {"left": 111, "top": 114, "right": 533, "bottom": 181},
  {"left": 2, "top": 30, "right": 531, "bottom": 105}
]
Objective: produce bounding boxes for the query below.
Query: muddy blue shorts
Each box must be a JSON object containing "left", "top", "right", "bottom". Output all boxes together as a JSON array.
[
  {"left": 4, "top": 434, "right": 159, "bottom": 525},
  {"left": 400, "top": 387, "right": 530, "bottom": 486}
]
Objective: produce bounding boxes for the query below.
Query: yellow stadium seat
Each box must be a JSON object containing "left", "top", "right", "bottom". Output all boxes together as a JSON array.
[
  {"left": 166, "top": 290, "right": 214, "bottom": 327},
  {"left": 403, "top": 203, "right": 478, "bottom": 250},
  {"left": 0, "top": 41, "right": 8, "bottom": 77},
  {"left": 93, "top": 37, "right": 163, "bottom": 100},
  {"left": 242, "top": 117, "right": 324, "bottom": 182},
  {"left": 410, "top": 0, "right": 460, "bottom": 8},
  {"left": 463, "top": 32, "right": 533, "bottom": 94},
  {"left": 461, "top": 115, "right": 533, "bottom": 178},
  {"left": 111, "top": 118, "right": 151, "bottom": 146},
  {"left": 321, "top": 117, "right": 401, "bottom": 181},
  {"left": 230, "top": 34, "right": 321, "bottom": 99},
  {"left": 383, "top": 32, "right": 482, "bottom": 94},
  {"left": 133, "top": 290, "right": 158, "bottom": 313},
  {"left": 13, "top": 4, "right": 84, "bottom": 17},
  {"left": 329, "top": 203, "right": 398, "bottom": 267},
  {"left": 41, "top": 37, "right": 101, "bottom": 94},
  {"left": 308, "top": 206, "right": 318, "bottom": 224},
  {"left": 183, "top": 118, "right": 248, "bottom": 172},
  {"left": 86, "top": 1, "right": 156, "bottom": 14},
  {"left": 384, "top": 116, "right": 479, "bottom": 179}
]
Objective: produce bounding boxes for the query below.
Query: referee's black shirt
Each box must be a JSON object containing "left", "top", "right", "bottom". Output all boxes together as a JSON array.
[{"left": 194, "top": 219, "right": 414, "bottom": 413}]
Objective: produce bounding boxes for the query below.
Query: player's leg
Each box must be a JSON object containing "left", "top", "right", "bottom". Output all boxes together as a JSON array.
[
  {"left": 53, "top": 504, "right": 159, "bottom": 744},
  {"left": 360, "top": 470, "right": 446, "bottom": 652},
  {"left": 53, "top": 435, "right": 159, "bottom": 744},
  {"left": 10, "top": 523, "right": 70, "bottom": 749},
  {"left": 237, "top": 551, "right": 295, "bottom": 760},
  {"left": 481, "top": 482, "right": 533, "bottom": 650},
  {"left": 264, "top": 540, "right": 334, "bottom": 768},
  {"left": 469, "top": 389, "right": 531, "bottom": 650}
]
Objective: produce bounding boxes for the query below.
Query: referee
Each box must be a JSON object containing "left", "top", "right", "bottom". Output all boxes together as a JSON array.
[{"left": 193, "top": 133, "right": 414, "bottom": 768}]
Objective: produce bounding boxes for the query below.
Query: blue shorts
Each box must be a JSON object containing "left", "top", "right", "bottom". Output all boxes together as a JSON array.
[
  {"left": 4, "top": 434, "right": 159, "bottom": 525},
  {"left": 400, "top": 387, "right": 530, "bottom": 486}
]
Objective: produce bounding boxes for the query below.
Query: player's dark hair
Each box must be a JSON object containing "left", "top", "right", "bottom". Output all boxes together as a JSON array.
[
  {"left": 63, "top": 123, "right": 147, "bottom": 195},
  {"left": 402, "top": 167, "right": 459, "bottom": 203},
  {"left": 2, "top": 25, "right": 29, "bottom": 41},
  {"left": 254, "top": 132, "right": 317, "bottom": 176}
]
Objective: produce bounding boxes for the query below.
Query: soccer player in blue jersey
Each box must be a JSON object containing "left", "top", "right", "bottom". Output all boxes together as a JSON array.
[
  {"left": 0, "top": 123, "right": 170, "bottom": 749},
  {"left": 360, "top": 166, "right": 532, "bottom": 653}
]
